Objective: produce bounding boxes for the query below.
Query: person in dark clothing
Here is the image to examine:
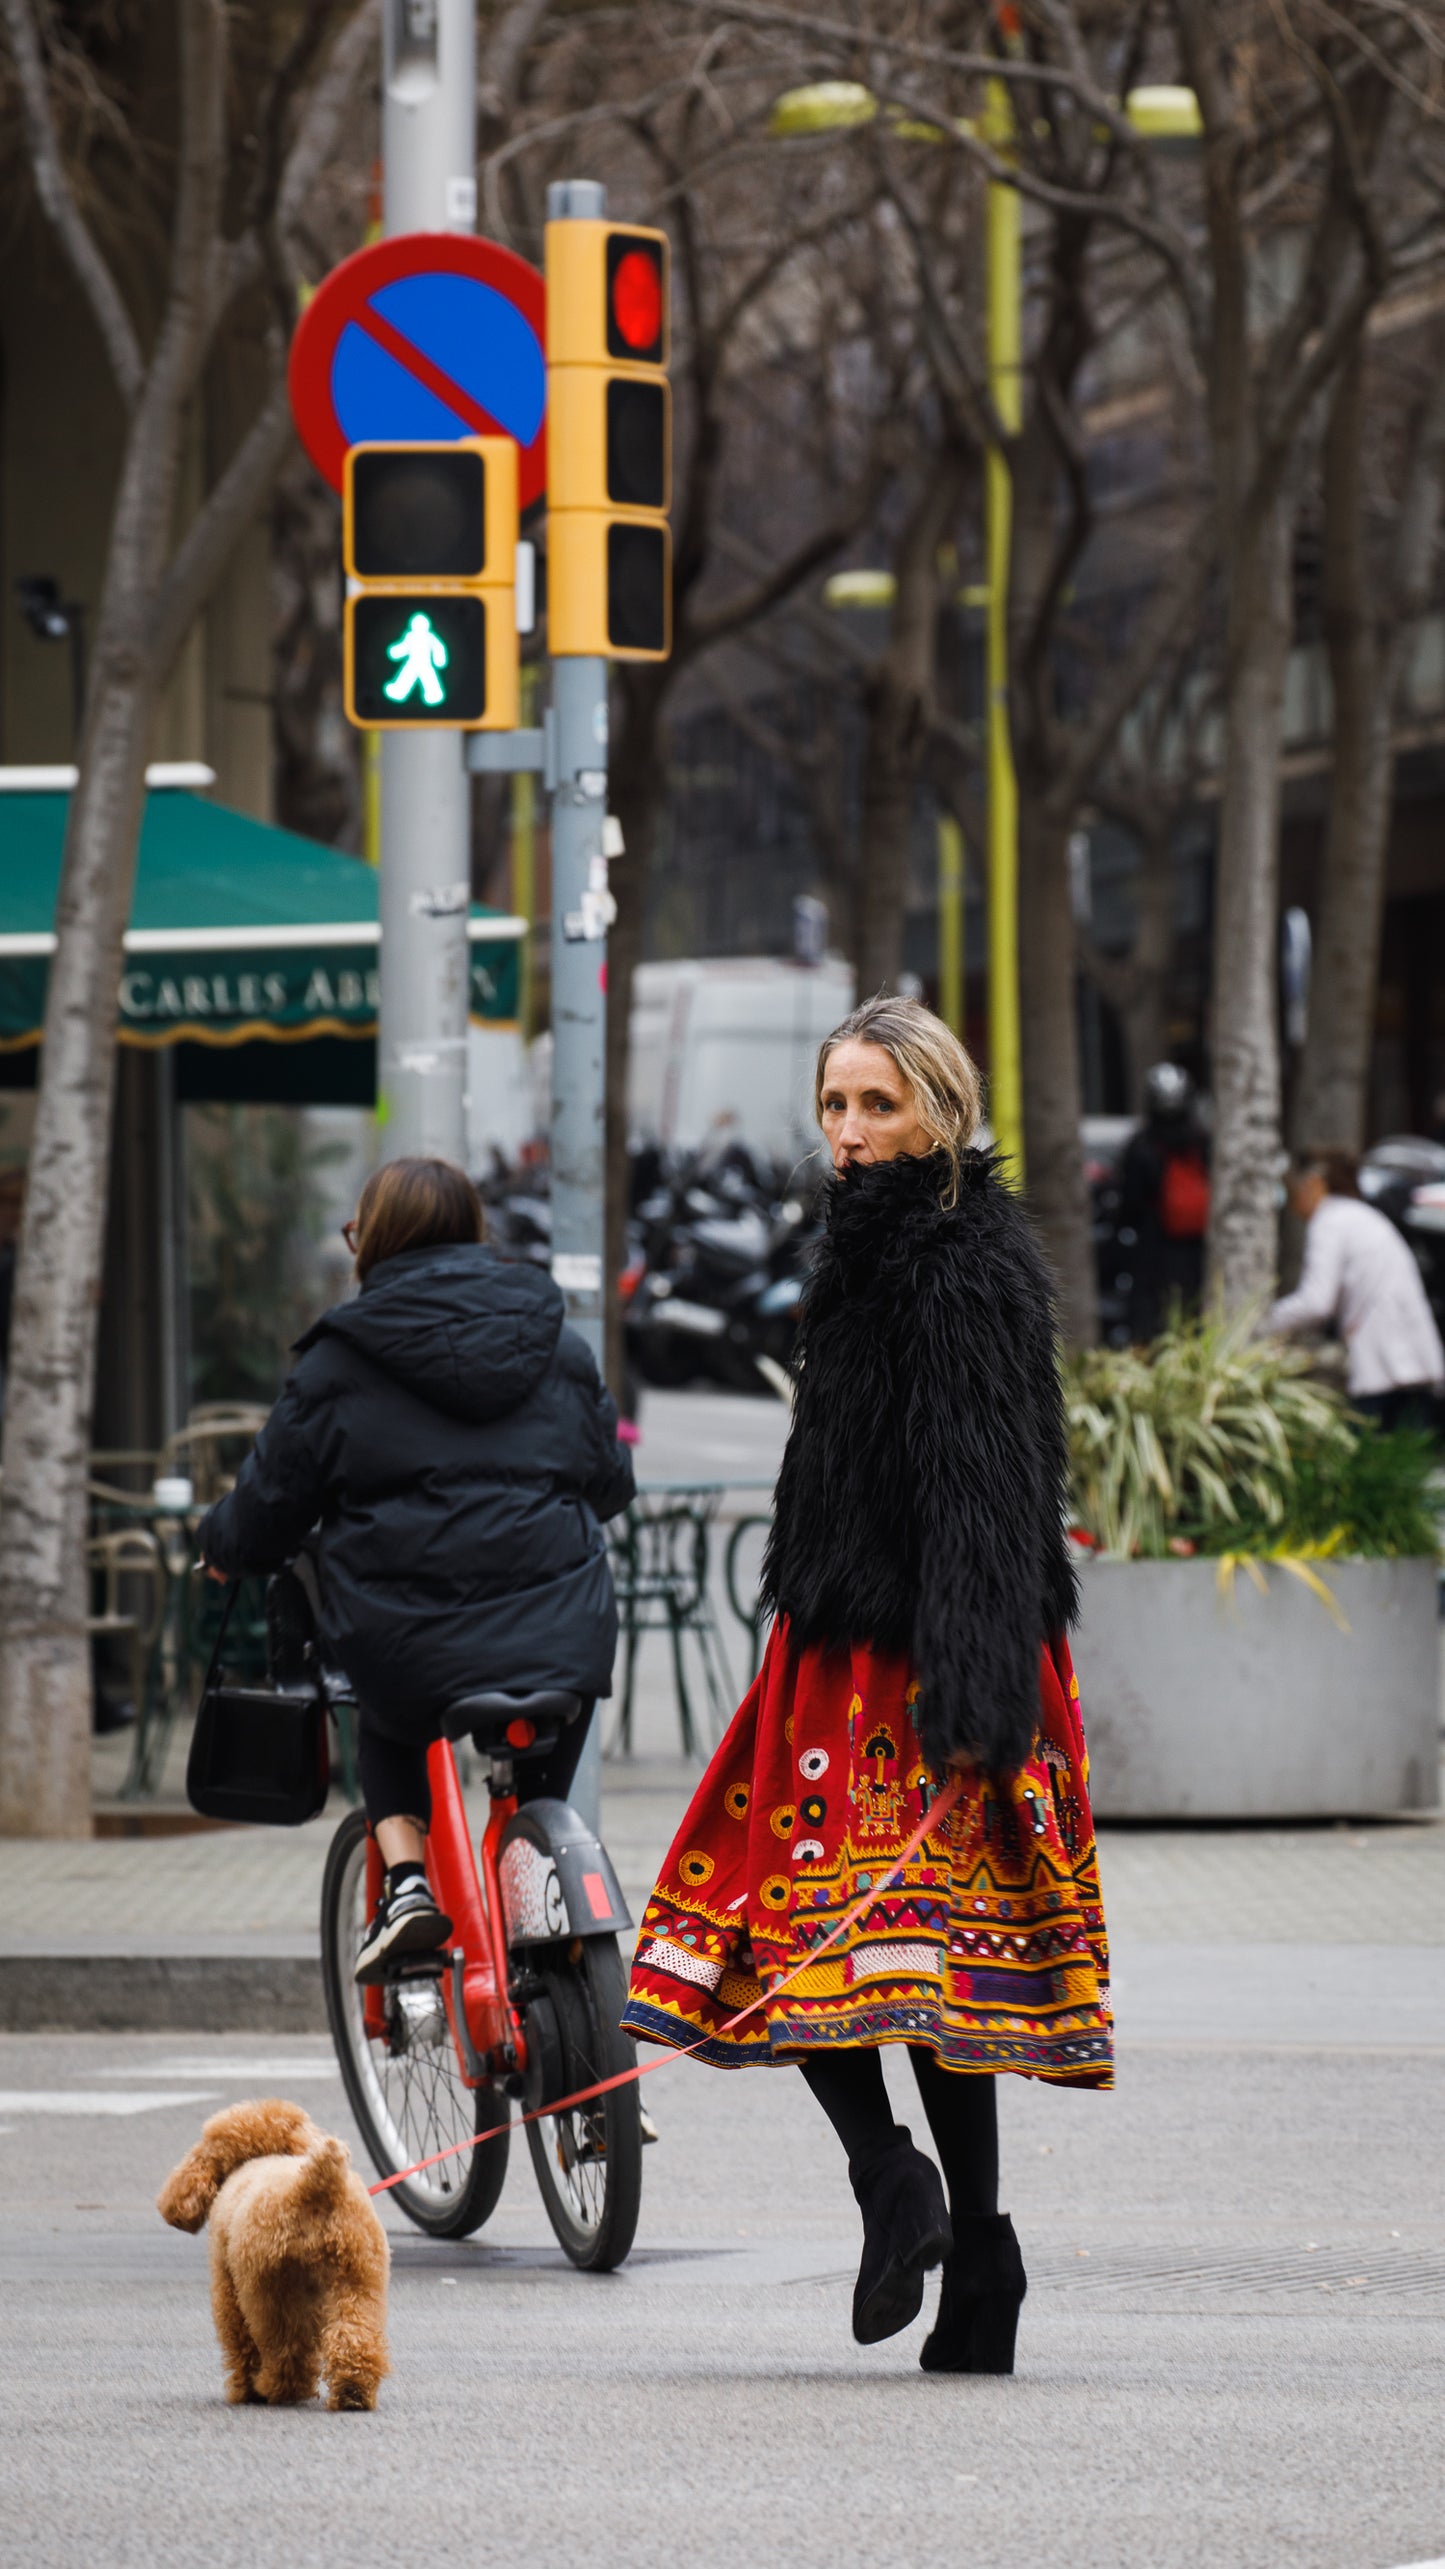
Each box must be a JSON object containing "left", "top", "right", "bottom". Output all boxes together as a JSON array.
[
  {"left": 200, "top": 1157, "right": 634, "bottom": 1980},
  {"left": 1118, "top": 1061, "right": 1212, "bottom": 1343}
]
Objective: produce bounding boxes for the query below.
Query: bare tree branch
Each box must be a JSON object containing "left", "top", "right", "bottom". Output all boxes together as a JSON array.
[
  {"left": 146, "top": 374, "right": 294, "bottom": 680},
  {"left": 145, "top": 0, "right": 229, "bottom": 418},
  {"left": 478, "top": 0, "right": 551, "bottom": 140},
  {"left": 686, "top": 506, "right": 866, "bottom": 648},
  {"left": 0, "top": 0, "right": 144, "bottom": 406},
  {"left": 1051, "top": 517, "right": 1216, "bottom": 818}
]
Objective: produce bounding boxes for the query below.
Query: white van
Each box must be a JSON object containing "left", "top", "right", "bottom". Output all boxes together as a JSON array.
[{"left": 628, "top": 956, "right": 855, "bottom": 1158}]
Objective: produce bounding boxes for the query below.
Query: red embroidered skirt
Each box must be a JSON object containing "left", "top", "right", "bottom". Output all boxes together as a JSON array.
[{"left": 620, "top": 1619, "right": 1113, "bottom": 2086}]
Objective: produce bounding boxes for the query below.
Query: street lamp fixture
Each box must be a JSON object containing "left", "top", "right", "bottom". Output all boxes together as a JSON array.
[
  {"left": 821, "top": 568, "right": 897, "bottom": 609},
  {"left": 16, "top": 575, "right": 87, "bottom": 745}
]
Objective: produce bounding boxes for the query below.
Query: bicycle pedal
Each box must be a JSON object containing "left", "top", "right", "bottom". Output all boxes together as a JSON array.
[
  {"left": 385, "top": 1954, "right": 447, "bottom": 1984},
  {"left": 640, "top": 2104, "right": 660, "bottom": 2145}
]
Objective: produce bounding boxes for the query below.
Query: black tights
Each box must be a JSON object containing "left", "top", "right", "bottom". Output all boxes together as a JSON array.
[
  {"left": 800, "top": 2049, "right": 999, "bottom": 2220},
  {"left": 356, "top": 1707, "right": 591, "bottom": 1833}
]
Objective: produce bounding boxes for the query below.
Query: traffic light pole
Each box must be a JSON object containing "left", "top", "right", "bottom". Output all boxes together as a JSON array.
[
  {"left": 378, "top": 0, "right": 476, "bottom": 1165},
  {"left": 547, "top": 650, "right": 610, "bottom": 1373},
  {"left": 545, "top": 178, "right": 613, "bottom": 1834},
  {"left": 543, "top": 179, "right": 612, "bottom": 1380}
]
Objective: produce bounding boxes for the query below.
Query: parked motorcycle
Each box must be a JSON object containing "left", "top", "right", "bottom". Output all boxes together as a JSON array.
[{"left": 623, "top": 1143, "right": 822, "bottom": 1394}]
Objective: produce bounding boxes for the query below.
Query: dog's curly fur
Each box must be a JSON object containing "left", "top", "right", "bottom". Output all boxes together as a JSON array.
[
  {"left": 761, "top": 1147, "right": 1078, "bottom": 1772},
  {"left": 158, "top": 2099, "right": 390, "bottom": 2411}
]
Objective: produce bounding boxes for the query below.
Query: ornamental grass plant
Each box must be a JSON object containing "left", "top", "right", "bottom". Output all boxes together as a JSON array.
[{"left": 1064, "top": 1311, "right": 1440, "bottom": 1562}]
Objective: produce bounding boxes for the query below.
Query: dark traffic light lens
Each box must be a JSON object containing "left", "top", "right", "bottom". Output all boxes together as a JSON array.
[
  {"left": 607, "top": 523, "right": 667, "bottom": 652},
  {"left": 606, "top": 235, "right": 665, "bottom": 361},
  {"left": 606, "top": 379, "right": 667, "bottom": 509},
  {"left": 351, "top": 449, "right": 486, "bottom": 578},
  {"left": 350, "top": 593, "right": 487, "bottom": 723}
]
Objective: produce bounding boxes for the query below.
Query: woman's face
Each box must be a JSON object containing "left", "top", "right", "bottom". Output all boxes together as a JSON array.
[{"left": 819, "top": 1040, "right": 928, "bottom": 1172}]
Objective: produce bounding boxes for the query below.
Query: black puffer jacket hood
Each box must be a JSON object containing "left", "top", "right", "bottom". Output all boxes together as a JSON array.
[
  {"left": 298, "top": 1243, "right": 564, "bottom": 1427},
  {"left": 200, "top": 1243, "right": 634, "bottom": 1723}
]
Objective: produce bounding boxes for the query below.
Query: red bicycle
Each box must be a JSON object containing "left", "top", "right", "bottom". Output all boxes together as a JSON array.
[{"left": 320, "top": 1688, "right": 642, "bottom": 2269}]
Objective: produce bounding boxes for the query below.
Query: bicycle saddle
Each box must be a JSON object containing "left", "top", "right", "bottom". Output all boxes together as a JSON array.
[{"left": 441, "top": 1687, "right": 585, "bottom": 1751}]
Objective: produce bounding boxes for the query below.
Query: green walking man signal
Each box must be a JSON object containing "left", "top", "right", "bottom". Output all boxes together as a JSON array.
[
  {"left": 384, "top": 611, "right": 450, "bottom": 706},
  {"left": 342, "top": 438, "right": 519, "bottom": 730}
]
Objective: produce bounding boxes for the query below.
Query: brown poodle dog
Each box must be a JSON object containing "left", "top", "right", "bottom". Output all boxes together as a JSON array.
[{"left": 158, "top": 2099, "right": 390, "bottom": 2410}]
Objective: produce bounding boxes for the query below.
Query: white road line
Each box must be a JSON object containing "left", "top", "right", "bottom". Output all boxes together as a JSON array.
[
  {"left": 96, "top": 2060, "right": 341, "bottom": 2082},
  {"left": 0, "top": 2091, "right": 220, "bottom": 2117}
]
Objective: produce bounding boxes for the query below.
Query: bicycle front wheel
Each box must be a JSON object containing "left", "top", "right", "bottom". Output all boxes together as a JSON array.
[
  {"left": 321, "top": 1808, "right": 510, "bottom": 2239},
  {"left": 524, "top": 1934, "right": 642, "bottom": 2272}
]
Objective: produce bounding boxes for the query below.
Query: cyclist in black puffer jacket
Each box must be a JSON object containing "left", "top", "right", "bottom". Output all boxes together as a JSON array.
[{"left": 199, "top": 1156, "right": 634, "bottom": 1978}]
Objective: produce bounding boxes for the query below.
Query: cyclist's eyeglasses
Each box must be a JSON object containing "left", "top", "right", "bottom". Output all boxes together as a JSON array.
[{"left": 341, "top": 1218, "right": 360, "bottom": 1254}]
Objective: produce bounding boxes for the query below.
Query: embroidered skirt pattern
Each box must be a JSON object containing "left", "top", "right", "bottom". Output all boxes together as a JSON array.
[{"left": 621, "top": 1620, "right": 1113, "bottom": 2086}]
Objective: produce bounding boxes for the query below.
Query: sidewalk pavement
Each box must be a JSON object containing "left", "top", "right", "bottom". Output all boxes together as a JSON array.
[
  {"left": 4, "top": 1383, "right": 1441, "bottom": 2049},
  {"left": 3, "top": 1747, "right": 1443, "bottom": 2043}
]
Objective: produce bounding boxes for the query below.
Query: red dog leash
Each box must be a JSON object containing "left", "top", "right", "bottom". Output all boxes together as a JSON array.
[{"left": 367, "top": 1770, "right": 965, "bottom": 2196}]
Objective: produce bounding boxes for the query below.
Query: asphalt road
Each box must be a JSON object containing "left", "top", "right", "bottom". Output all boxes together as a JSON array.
[{"left": 3, "top": 2011, "right": 1443, "bottom": 2569}]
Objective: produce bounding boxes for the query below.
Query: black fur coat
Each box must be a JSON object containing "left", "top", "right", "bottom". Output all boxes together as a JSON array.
[{"left": 761, "top": 1147, "right": 1078, "bottom": 1772}]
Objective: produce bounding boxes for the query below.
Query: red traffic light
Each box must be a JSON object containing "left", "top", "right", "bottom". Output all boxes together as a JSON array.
[{"left": 607, "top": 235, "right": 665, "bottom": 361}]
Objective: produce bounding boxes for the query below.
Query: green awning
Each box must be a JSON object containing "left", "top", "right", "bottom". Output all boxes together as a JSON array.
[{"left": 0, "top": 786, "right": 523, "bottom": 1063}]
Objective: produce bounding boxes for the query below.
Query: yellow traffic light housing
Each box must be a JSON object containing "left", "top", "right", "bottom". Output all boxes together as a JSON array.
[
  {"left": 342, "top": 437, "right": 520, "bottom": 729},
  {"left": 545, "top": 221, "right": 672, "bottom": 661}
]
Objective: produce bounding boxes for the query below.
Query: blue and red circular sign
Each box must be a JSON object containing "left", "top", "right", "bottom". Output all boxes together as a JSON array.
[{"left": 289, "top": 234, "right": 547, "bottom": 511}]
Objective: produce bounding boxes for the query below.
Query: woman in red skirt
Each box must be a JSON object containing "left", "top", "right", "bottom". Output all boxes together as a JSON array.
[{"left": 622, "top": 995, "right": 1111, "bottom": 2370}]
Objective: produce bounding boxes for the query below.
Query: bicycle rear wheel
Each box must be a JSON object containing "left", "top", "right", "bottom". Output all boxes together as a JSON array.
[
  {"left": 523, "top": 1935, "right": 642, "bottom": 2271},
  {"left": 321, "top": 1807, "right": 510, "bottom": 2239}
]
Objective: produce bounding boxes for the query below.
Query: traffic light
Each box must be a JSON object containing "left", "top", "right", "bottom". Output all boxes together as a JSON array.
[
  {"left": 342, "top": 438, "right": 519, "bottom": 729},
  {"left": 545, "top": 221, "right": 671, "bottom": 659}
]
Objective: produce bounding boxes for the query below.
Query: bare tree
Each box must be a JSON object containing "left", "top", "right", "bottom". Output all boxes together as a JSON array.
[
  {"left": 1290, "top": 303, "right": 1445, "bottom": 1153},
  {"left": 0, "top": 0, "right": 377, "bottom": 1837},
  {"left": 1167, "top": 6, "right": 1403, "bottom": 1307}
]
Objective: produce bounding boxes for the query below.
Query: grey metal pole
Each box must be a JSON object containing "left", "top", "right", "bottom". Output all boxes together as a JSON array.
[
  {"left": 548, "top": 657, "right": 610, "bottom": 1369},
  {"left": 378, "top": 0, "right": 476, "bottom": 1166},
  {"left": 547, "top": 179, "right": 611, "bottom": 1825}
]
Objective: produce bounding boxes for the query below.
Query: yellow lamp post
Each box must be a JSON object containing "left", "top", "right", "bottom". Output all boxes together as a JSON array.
[
  {"left": 772, "top": 75, "right": 1200, "bottom": 1177},
  {"left": 981, "top": 74, "right": 1023, "bottom": 1174}
]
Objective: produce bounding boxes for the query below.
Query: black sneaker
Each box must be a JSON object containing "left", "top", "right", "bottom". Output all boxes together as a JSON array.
[{"left": 354, "top": 1870, "right": 453, "bottom": 1984}]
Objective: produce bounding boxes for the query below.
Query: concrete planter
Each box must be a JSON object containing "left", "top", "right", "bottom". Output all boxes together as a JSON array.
[{"left": 1074, "top": 1555, "right": 1440, "bottom": 1819}]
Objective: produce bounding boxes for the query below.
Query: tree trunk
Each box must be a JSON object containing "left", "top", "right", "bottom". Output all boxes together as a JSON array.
[
  {"left": 1018, "top": 796, "right": 1096, "bottom": 1344},
  {"left": 1290, "top": 325, "right": 1445, "bottom": 1157},
  {"left": 1206, "top": 486, "right": 1296, "bottom": 1310},
  {"left": 1120, "top": 822, "right": 1175, "bottom": 1109},
  {"left": 853, "top": 668, "right": 921, "bottom": 996},
  {"left": 0, "top": 657, "right": 154, "bottom": 1834},
  {"left": 1080, "top": 812, "right": 1176, "bottom": 1110},
  {"left": 1290, "top": 352, "right": 1393, "bottom": 1156}
]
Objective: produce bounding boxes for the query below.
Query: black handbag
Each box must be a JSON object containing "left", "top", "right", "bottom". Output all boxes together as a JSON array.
[{"left": 186, "top": 1581, "right": 331, "bottom": 1826}]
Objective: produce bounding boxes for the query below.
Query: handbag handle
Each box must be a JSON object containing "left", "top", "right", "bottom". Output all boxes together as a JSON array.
[{"left": 199, "top": 1578, "right": 242, "bottom": 1697}]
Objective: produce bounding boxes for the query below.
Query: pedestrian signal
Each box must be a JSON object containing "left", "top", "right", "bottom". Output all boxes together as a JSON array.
[
  {"left": 342, "top": 438, "right": 519, "bottom": 729},
  {"left": 349, "top": 596, "right": 488, "bottom": 725},
  {"left": 545, "top": 220, "right": 671, "bottom": 660}
]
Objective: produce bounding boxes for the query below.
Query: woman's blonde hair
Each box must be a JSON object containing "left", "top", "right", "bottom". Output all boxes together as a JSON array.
[{"left": 815, "top": 994, "right": 984, "bottom": 1195}]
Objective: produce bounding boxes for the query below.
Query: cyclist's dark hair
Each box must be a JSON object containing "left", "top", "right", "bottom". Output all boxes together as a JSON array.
[{"left": 353, "top": 1157, "right": 484, "bottom": 1280}]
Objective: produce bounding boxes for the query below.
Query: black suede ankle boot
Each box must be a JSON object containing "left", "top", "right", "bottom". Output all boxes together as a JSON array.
[
  {"left": 848, "top": 2128, "right": 952, "bottom": 2345},
  {"left": 920, "top": 2212, "right": 1027, "bottom": 2374}
]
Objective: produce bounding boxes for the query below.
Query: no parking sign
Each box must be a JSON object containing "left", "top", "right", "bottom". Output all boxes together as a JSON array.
[{"left": 288, "top": 233, "right": 547, "bottom": 511}]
